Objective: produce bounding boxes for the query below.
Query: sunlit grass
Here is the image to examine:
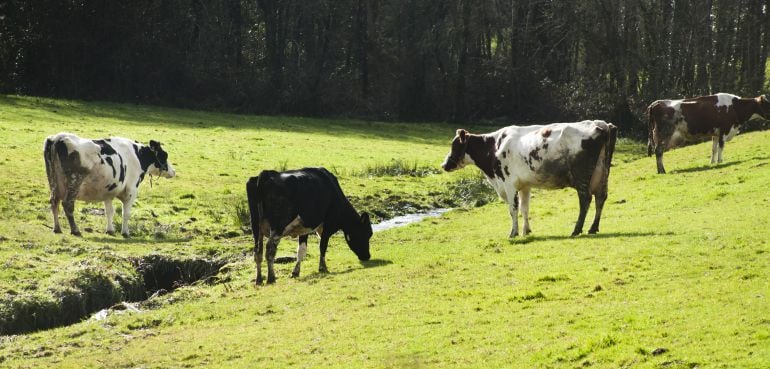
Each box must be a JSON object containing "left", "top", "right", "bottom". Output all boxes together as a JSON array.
[{"left": 1, "top": 96, "right": 767, "bottom": 368}]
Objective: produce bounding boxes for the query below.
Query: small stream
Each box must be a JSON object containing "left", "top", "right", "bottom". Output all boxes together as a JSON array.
[{"left": 372, "top": 208, "right": 451, "bottom": 232}]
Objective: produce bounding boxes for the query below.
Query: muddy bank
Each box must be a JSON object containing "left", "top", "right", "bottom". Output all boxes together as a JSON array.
[{"left": 0, "top": 254, "right": 228, "bottom": 336}]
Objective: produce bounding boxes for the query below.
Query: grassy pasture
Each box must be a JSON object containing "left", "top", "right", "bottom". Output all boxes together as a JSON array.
[{"left": 0, "top": 96, "right": 768, "bottom": 368}]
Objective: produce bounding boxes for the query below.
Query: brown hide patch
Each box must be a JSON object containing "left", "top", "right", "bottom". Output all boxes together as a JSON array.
[
  {"left": 680, "top": 96, "right": 736, "bottom": 136},
  {"left": 465, "top": 135, "right": 504, "bottom": 180},
  {"left": 526, "top": 147, "right": 543, "bottom": 171},
  {"left": 540, "top": 128, "right": 552, "bottom": 138}
]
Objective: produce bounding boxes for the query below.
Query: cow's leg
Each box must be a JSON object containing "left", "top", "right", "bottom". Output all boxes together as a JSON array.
[
  {"left": 572, "top": 189, "right": 592, "bottom": 237},
  {"left": 506, "top": 191, "right": 520, "bottom": 237},
  {"left": 254, "top": 232, "right": 265, "bottom": 285},
  {"left": 655, "top": 145, "right": 666, "bottom": 174},
  {"left": 120, "top": 197, "right": 134, "bottom": 238},
  {"left": 588, "top": 189, "right": 607, "bottom": 234},
  {"left": 104, "top": 200, "right": 116, "bottom": 235},
  {"left": 318, "top": 235, "right": 330, "bottom": 273},
  {"left": 292, "top": 235, "right": 309, "bottom": 278},
  {"left": 265, "top": 233, "right": 281, "bottom": 284},
  {"left": 717, "top": 134, "right": 725, "bottom": 163},
  {"left": 50, "top": 194, "right": 62, "bottom": 234},
  {"left": 519, "top": 188, "right": 532, "bottom": 235},
  {"left": 711, "top": 135, "right": 719, "bottom": 164},
  {"left": 62, "top": 177, "right": 83, "bottom": 236}
]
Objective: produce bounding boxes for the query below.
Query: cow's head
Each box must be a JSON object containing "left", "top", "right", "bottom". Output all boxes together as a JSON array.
[
  {"left": 344, "top": 212, "right": 372, "bottom": 261},
  {"left": 756, "top": 95, "right": 770, "bottom": 119},
  {"left": 147, "top": 140, "right": 176, "bottom": 178},
  {"left": 441, "top": 129, "right": 471, "bottom": 172}
]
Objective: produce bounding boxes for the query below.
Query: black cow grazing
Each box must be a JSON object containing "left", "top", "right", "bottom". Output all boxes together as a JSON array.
[
  {"left": 246, "top": 167, "right": 372, "bottom": 284},
  {"left": 648, "top": 93, "right": 770, "bottom": 174},
  {"left": 44, "top": 132, "right": 175, "bottom": 237},
  {"left": 441, "top": 120, "right": 617, "bottom": 237}
]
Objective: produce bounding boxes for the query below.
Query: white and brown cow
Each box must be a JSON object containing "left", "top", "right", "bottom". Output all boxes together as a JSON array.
[
  {"left": 442, "top": 120, "right": 617, "bottom": 237},
  {"left": 43, "top": 132, "right": 175, "bottom": 237},
  {"left": 647, "top": 93, "right": 770, "bottom": 174}
]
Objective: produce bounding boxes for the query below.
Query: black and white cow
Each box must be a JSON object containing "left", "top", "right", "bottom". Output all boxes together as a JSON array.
[
  {"left": 246, "top": 167, "right": 372, "bottom": 285},
  {"left": 43, "top": 132, "right": 175, "bottom": 237},
  {"left": 441, "top": 120, "right": 617, "bottom": 237}
]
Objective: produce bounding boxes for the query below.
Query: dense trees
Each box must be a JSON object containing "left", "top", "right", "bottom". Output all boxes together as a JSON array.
[{"left": 1, "top": 0, "right": 768, "bottom": 135}]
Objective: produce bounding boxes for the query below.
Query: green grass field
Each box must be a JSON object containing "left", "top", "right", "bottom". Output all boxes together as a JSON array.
[{"left": 0, "top": 95, "right": 768, "bottom": 368}]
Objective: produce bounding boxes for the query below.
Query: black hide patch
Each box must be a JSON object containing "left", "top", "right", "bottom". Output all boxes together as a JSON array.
[
  {"left": 54, "top": 141, "right": 87, "bottom": 173},
  {"left": 106, "top": 183, "right": 117, "bottom": 191},
  {"left": 133, "top": 144, "right": 156, "bottom": 172},
  {"left": 93, "top": 140, "right": 117, "bottom": 156},
  {"left": 136, "top": 172, "right": 145, "bottom": 188},
  {"left": 118, "top": 154, "right": 126, "bottom": 182},
  {"left": 104, "top": 157, "right": 116, "bottom": 177}
]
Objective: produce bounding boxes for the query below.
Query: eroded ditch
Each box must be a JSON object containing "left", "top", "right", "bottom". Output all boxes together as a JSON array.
[
  {"left": 1, "top": 175, "right": 496, "bottom": 336},
  {"left": 0, "top": 254, "right": 229, "bottom": 336}
]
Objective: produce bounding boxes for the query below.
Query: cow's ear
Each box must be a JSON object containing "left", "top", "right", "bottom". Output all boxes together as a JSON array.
[
  {"left": 360, "top": 212, "right": 371, "bottom": 225},
  {"left": 149, "top": 140, "right": 161, "bottom": 151},
  {"left": 456, "top": 129, "right": 468, "bottom": 143}
]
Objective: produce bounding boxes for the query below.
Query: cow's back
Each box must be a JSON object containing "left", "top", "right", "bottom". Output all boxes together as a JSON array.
[
  {"left": 253, "top": 168, "right": 343, "bottom": 232},
  {"left": 44, "top": 133, "right": 145, "bottom": 202},
  {"left": 504, "top": 121, "right": 609, "bottom": 189}
]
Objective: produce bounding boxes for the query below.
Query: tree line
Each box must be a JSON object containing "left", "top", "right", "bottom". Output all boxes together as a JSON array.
[{"left": 1, "top": 0, "right": 768, "bottom": 136}]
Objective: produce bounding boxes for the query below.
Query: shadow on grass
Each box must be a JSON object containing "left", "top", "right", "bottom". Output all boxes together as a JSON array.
[
  {"left": 299, "top": 258, "right": 393, "bottom": 282},
  {"left": 89, "top": 235, "right": 192, "bottom": 244},
  {"left": 0, "top": 94, "right": 449, "bottom": 145},
  {"left": 670, "top": 161, "right": 742, "bottom": 174},
  {"left": 508, "top": 231, "right": 676, "bottom": 244},
  {"left": 668, "top": 155, "right": 770, "bottom": 174}
]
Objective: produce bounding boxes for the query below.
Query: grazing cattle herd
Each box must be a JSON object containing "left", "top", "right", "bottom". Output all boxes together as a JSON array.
[{"left": 43, "top": 92, "right": 767, "bottom": 284}]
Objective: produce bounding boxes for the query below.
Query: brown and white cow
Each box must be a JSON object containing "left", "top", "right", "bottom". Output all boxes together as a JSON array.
[
  {"left": 441, "top": 120, "right": 617, "bottom": 237},
  {"left": 44, "top": 132, "right": 176, "bottom": 237},
  {"left": 647, "top": 93, "right": 770, "bottom": 174}
]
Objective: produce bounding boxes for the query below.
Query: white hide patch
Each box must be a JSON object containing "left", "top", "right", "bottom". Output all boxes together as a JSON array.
[
  {"left": 723, "top": 125, "right": 740, "bottom": 142},
  {"left": 281, "top": 216, "right": 322, "bottom": 238},
  {"left": 715, "top": 93, "right": 738, "bottom": 109}
]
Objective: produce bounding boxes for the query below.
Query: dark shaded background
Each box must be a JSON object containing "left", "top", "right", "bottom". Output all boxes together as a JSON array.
[{"left": 1, "top": 0, "right": 768, "bottom": 137}]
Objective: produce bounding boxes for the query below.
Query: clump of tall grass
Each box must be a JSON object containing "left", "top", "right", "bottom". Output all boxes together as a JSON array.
[
  {"left": 443, "top": 174, "right": 498, "bottom": 207},
  {"left": 351, "top": 159, "right": 442, "bottom": 177}
]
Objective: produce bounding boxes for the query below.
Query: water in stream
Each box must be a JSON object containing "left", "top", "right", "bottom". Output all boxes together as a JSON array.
[{"left": 372, "top": 208, "right": 451, "bottom": 232}]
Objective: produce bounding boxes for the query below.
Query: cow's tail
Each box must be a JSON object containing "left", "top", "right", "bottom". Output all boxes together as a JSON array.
[
  {"left": 605, "top": 123, "right": 618, "bottom": 172},
  {"left": 589, "top": 121, "right": 617, "bottom": 195},
  {"left": 647, "top": 102, "right": 656, "bottom": 157},
  {"left": 43, "top": 135, "right": 61, "bottom": 199},
  {"left": 246, "top": 175, "right": 263, "bottom": 243}
]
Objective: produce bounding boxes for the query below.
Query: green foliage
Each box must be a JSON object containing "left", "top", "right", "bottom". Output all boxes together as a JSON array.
[{"left": 350, "top": 159, "right": 443, "bottom": 178}]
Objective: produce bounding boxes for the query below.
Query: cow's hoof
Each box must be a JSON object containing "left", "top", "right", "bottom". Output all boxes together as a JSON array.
[
  {"left": 588, "top": 228, "right": 599, "bottom": 234},
  {"left": 106, "top": 230, "right": 116, "bottom": 236},
  {"left": 570, "top": 231, "right": 582, "bottom": 237},
  {"left": 53, "top": 228, "right": 62, "bottom": 234},
  {"left": 319, "top": 267, "right": 329, "bottom": 274},
  {"left": 291, "top": 271, "right": 300, "bottom": 278},
  {"left": 71, "top": 231, "right": 82, "bottom": 237},
  {"left": 121, "top": 233, "right": 130, "bottom": 238},
  {"left": 266, "top": 277, "right": 276, "bottom": 284},
  {"left": 255, "top": 275, "right": 264, "bottom": 285}
]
